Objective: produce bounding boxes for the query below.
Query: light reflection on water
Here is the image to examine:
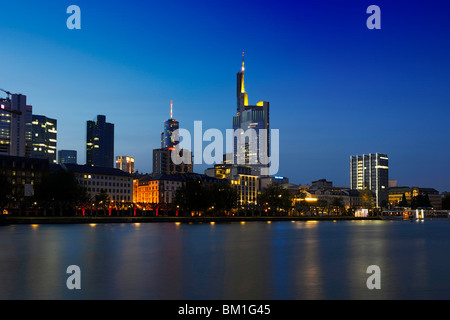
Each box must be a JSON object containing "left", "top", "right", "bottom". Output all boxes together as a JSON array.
[{"left": 1, "top": 220, "right": 450, "bottom": 299}]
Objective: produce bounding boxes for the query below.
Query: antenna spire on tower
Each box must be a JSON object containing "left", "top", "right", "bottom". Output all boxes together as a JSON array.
[{"left": 170, "top": 100, "right": 173, "bottom": 119}]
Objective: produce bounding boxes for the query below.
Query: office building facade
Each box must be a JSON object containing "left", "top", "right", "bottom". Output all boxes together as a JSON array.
[
  {"left": 232, "top": 54, "right": 270, "bottom": 176},
  {"left": 0, "top": 154, "right": 50, "bottom": 198},
  {"left": 350, "top": 153, "right": 389, "bottom": 208},
  {"left": 153, "top": 148, "right": 193, "bottom": 175},
  {"left": 64, "top": 163, "right": 133, "bottom": 202},
  {"left": 86, "top": 115, "right": 114, "bottom": 168},
  {"left": 58, "top": 150, "right": 77, "bottom": 164},
  {"left": 0, "top": 94, "right": 32, "bottom": 157},
  {"left": 31, "top": 115, "right": 57, "bottom": 163},
  {"left": 116, "top": 156, "right": 135, "bottom": 174}
]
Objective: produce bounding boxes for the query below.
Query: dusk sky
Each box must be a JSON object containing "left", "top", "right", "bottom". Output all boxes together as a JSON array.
[{"left": 1, "top": 0, "right": 449, "bottom": 191}]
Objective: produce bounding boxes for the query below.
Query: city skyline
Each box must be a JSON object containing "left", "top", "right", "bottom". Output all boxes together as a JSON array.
[{"left": 1, "top": 1, "right": 449, "bottom": 191}]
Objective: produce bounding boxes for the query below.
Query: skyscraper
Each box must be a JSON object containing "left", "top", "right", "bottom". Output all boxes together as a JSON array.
[
  {"left": 232, "top": 53, "right": 270, "bottom": 175},
  {"left": 161, "top": 101, "right": 179, "bottom": 149},
  {"left": 86, "top": 115, "right": 114, "bottom": 168},
  {"left": 153, "top": 148, "right": 192, "bottom": 175},
  {"left": 153, "top": 101, "right": 192, "bottom": 175},
  {"left": 31, "top": 115, "right": 57, "bottom": 163},
  {"left": 58, "top": 150, "right": 77, "bottom": 164},
  {"left": 350, "top": 153, "right": 389, "bottom": 208},
  {"left": 116, "top": 156, "right": 135, "bottom": 174},
  {"left": 0, "top": 93, "right": 32, "bottom": 157}
]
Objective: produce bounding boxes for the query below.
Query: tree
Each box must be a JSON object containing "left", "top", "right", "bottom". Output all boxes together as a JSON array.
[
  {"left": 411, "top": 193, "right": 432, "bottom": 209},
  {"left": 359, "top": 189, "right": 374, "bottom": 208},
  {"left": 173, "top": 178, "right": 208, "bottom": 216},
  {"left": 315, "top": 199, "right": 329, "bottom": 215},
  {"left": 331, "top": 197, "right": 345, "bottom": 215},
  {"left": 206, "top": 183, "right": 239, "bottom": 215},
  {"left": 34, "top": 169, "right": 88, "bottom": 214},
  {"left": 0, "top": 174, "right": 12, "bottom": 213},
  {"left": 258, "top": 183, "right": 292, "bottom": 215},
  {"left": 95, "top": 189, "right": 110, "bottom": 209},
  {"left": 442, "top": 195, "right": 450, "bottom": 210},
  {"left": 398, "top": 193, "right": 408, "bottom": 207}
]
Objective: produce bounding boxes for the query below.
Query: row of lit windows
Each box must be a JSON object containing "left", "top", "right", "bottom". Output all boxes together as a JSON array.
[
  {"left": 87, "top": 188, "right": 131, "bottom": 194},
  {"left": 10, "top": 179, "right": 34, "bottom": 185},
  {"left": 78, "top": 174, "right": 130, "bottom": 182},
  {"left": 80, "top": 180, "right": 131, "bottom": 188}
]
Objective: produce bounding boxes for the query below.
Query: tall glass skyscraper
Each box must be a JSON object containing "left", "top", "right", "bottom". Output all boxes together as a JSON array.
[
  {"left": 31, "top": 115, "right": 57, "bottom": 163},
  {"left": 86, "top": 115, "right": 114, "bottom": 168},
  {"left": 161, "top": 101, "right": 179, "bottom": 149},
  {"left": 232, "top": 53, "right": 270, "bottom": 175},
  {"left": 350, "top": 153, "right": 389, "bottom": 208},
  {"left": 0, "top": 94, "right": 32, "bottom": 157},
  {"left": 116, "top": 156, "right": 135, "bottom": 174}
]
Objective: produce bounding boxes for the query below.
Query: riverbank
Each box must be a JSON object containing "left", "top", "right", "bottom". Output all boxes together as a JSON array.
[{"left": 0, "top": 215, "right": 382, "bottom": 225}]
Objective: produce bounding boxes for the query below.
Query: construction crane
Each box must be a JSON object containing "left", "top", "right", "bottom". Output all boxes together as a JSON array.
[{"left": 0, "top": 88, "right": 22, "bottom": 115}]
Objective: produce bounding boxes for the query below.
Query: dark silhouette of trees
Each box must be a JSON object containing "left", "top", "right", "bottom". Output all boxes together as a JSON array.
[
  {"left": 331, "top": 197, "right": 345, "bottom": 215},
  {"left": 258, "top": 183, "right": 292, "bottom": 215},
  {"left": 410, "top": 193, "right": 432, "bottom": 209},
  {"left": 0, "top": 174, "right": 12, "bottom": 213},
  {"left": 359, "top": 189, "right": 374, "bottom": 208},
  {"left": 34, "top": 169, "right": 88, "bottom": 215},
  {"left": 398, "top": 193, "right": 408, "bottom": 207},
  {"left": 442, "top": 195, "right": 450, "bottom": 210},
  {"left": 174, "top": 179, "right": 239, "bottom": 216},
  {"left": 206, "top": 183, "right": 239, "bottom": 215}
]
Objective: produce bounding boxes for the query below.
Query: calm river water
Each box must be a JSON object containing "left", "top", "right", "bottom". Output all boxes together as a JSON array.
[{"left": 1, "top": 220, "right": 450, "bottom": 300}]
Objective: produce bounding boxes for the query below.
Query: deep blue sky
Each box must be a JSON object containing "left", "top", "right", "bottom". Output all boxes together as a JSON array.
[{"left": 1, "top": 0, "right": 450, "bottom": 191}]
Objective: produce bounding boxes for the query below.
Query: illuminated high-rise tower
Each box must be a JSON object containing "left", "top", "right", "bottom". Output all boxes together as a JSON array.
[
  {"left": 116, "top": 156, "right": 135, "bottom": 174},
  {"left": 161, "top": 100, "right": 179, "bottom": 149},
  {"left": 154, "top": 101, "right": 192, "bottom": 175},
  {"left": 350, "top": 153, "right": 389, "bottom": 208},
  {"left": 0, "top": 93, "right": 32, "bottom": 157},
  {"left": 233, "top": 53, "right": 270, "bottom": 175},
  {"left": 31, "top": 115, "right": 57, "bottom": 163},
  {"left": 86, "top": 115, "right": 114, "bottom": 168}
]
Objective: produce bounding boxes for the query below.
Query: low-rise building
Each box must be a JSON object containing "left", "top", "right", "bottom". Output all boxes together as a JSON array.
[
  {"left": 205, "top": 164, "right": 259, "bottom": 205},
  {"left": 0, "top": 154, "right": 50, "bottom": 198},
  {"left": 259, "top": 175, "right": 289, "bottom": 190},
  {"left": 134, "top": 174, "right": 183, "bottom": 204},
  {"left": 134, "top": 173, "right": 227, "bottom": 205},
  {"left": 63, "top": 164, "right": 133, "bottom": 202},
  {"left": 389, "top": 186, "right": 441, "bottom": 209}
]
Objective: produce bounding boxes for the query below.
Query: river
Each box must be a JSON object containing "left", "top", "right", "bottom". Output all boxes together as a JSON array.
[{"left": 1, "top": 220, "right": 449, "bottom": 299}]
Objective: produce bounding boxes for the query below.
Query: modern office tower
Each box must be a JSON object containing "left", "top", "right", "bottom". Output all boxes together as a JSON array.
[
  {"left": 0, "top": 93, "right": 32, "bottom": 157},
  {"left": 232, "top": 53, "right": 270, "bottom": 175},
  {"left": 86, "top": 115, "right": 114, "bottom": 168},
  {"left": 58, "top": 150, "right": 77, "bottom": 164},
  {"left": 116, "top": 156, "right": 135, "bottom": 174},
  {"left": 153, "top": 101, "right": 191, "bottom": 175},
  {"left": 161, "top": 101, "right": 179, "bottom": 149},
  {"left": 350, "top": 153, "right": 389, "bottom": 208},
  {"left": 31, "top": 115, "right": 57, "bottom": 163},
  {"left": 153, "top": 148, "right": 193, "bottom": 175}
]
